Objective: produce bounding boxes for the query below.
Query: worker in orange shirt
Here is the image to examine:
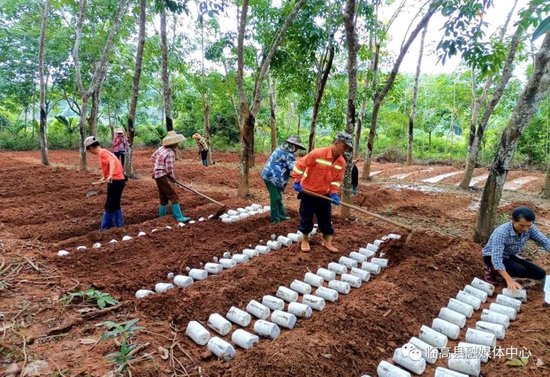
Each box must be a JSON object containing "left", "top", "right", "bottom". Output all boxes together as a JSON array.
[{"left": 291, "top": 132, "right": 353, "bottom": 252}]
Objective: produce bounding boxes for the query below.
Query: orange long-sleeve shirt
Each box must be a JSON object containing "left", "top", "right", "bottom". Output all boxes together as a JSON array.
[{"left": 291, "top": 146, "right": 346, "bottom": 195}]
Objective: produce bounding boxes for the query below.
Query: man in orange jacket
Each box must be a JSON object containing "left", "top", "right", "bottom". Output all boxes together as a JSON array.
[{"left": 291, "top": 132, "right": 353, "bottom": 252}]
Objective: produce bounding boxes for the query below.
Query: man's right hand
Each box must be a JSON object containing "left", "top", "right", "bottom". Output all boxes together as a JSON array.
[
  {"left": 506, "top": 278, "right": 523, "bottom": 293},
  {"left": 293, "top": 182, "right": 303, "bottom": 193}
]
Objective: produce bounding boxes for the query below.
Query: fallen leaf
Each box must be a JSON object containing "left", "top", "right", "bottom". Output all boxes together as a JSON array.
[
  {"left": 158, "top": 346, "right": 169, "bottom": 360},
  {"left": 536, "top": 358, "right": 545, "bottom": 368},
  {"left": 23, "top": 360, "right": 50, "bottom": 376},
  {"left": 506, "top": 357, "right": 529, "bottom": 368},
  {"left": 321, "top": 353, "right": 333, "bottom": 359},
  {"left": 79, "top": 338, "right": 97, "bottom": 345}
]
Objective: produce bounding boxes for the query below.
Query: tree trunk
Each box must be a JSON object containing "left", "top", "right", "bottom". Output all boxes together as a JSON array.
[
  {"left": 542, "top": 162, "right": 550, "bottom": 199},
  {"left": 363, "top": 4, "right": 437, "bottom": 179},
  {"left": 160, "top": 6, "right": 174, "bottom": 131},
  {"left": 38, "top": 0, "right": 50, "bottom": 166},
  {"left": 268, "top": 75, "right": 277, "bottom": 152},
  {"left": 125, "top": 0, "right": 146, "bottom": 177},
  {"left": 238, "top": 111, "right": 255, "bottom": 196},
  {"left": 309, "top": 39, "right": 334, "bottom": 152},
  {"left": 407, "top": 24, "right": 428, "bottom": 166},
  {"left": 236, "top": 0, "right": 306, "bottom": 197},
  {"left": 88, "top": 86, "right": 101, "bottom": 136},
  {"left": 78, "top": 98, "right": 89, "bottom": 171},
  {"left": 72, "top": 0, "right": 128, "bottom": 170},
  {"left": 459, "top": 1, "right": 521, "bottom": 189},
  {"left": 474, "top": 32, "right": 550, "bottom": 243},
  {"left": 342, "top": 0, "right": 358, "bottom": 218},
  {"left": 204, "top": 101, "right": 212, "bottom": 164}
]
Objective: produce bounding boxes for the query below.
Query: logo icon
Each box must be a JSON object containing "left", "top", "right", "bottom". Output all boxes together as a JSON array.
[{"left": 401, "top": 343, "right": 423, "bottom": 361}]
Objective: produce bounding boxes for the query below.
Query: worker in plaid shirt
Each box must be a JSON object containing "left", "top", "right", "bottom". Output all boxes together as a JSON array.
[
  {"left": 483, "top": 207, "right": 550, "bottom": 291},
  {"left": 151, "top": 131, "right": 191, "bottom": 223},
  {"left": 193, "top": 133, "right": 210, "bottom": 166}
]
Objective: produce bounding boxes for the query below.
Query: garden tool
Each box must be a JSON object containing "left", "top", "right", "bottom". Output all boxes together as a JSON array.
[
  {"left": 302, "top": 189, "right": 415, "bottom": 244},
  {"left": 174, "top": 179, "right": 227, "bottom": 219}
]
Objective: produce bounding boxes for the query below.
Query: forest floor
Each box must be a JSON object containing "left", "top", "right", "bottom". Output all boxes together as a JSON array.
[{"left": 0, "top": 148, "right": 549, "bottom": 377}]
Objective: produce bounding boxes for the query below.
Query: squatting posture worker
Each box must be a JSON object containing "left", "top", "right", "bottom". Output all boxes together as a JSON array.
[
  {"left": 85, "top": 136, "right": 126, "bottom": 230},
  {"left": 291, "top": 132, "right": 353, "bottom": 253},
  {"left": 261, "top": 135, "right": 306, "bottom": 224},
  {"left": 483, "top": 206, "right": 550, "bottom": 291}
]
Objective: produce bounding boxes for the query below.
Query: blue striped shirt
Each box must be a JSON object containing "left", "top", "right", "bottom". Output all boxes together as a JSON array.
[{"left": 482, "top": 221, "right": 550, "bottom": 271}]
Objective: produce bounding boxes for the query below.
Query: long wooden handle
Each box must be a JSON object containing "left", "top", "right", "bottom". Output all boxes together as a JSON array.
[
  {"left": 302, "top": 189, "right": 412, "bottom": 231},
  {"left": 174, "top": 180, "right": 225, "bottom": 207}
]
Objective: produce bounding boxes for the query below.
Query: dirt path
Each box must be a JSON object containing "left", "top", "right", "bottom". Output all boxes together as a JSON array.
[{"left": 0, "top": 149, "right": 548, "bottom": 377}]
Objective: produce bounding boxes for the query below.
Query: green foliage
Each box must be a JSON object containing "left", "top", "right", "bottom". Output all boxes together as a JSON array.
[
  {"left": 61, "top": 288, "right": 118, "bottom": 309},
  {"left": 101, "top": 319, "right": 143, "bottom": 341}
]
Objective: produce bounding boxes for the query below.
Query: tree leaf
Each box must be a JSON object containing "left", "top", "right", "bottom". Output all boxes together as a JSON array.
[{"left": 532, "top": 15, "right": 550, "bottom": 41}]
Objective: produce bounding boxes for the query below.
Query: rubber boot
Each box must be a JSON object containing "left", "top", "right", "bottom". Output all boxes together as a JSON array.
[
  {"left": 159, "top": 204, "right": 168, "bottom": 217},
  {"left": 172, "top": 203, "right": 191, "bottom": 223},
  {"left": 113, "top": 209, "right": 124, "bottom": 227},
  {"left": 301, "top": 234, "right": 311, "bottom": 252},
  {"left": 100, "top": 212, "right": 114, "bottom": 230},
  {"left": 321, "top": 234, "right": 339, "bottom": 253}
]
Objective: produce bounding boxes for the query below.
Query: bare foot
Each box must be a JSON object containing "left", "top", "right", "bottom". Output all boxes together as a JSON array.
[{"left": 301, "top": 240, "right": 311, "bottom": 252}]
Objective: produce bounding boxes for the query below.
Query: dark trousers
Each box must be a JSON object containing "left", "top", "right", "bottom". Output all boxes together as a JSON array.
[
  {"left": 352, "top": 165, "right": 358, "bottom": 194},
  {"left": 155, "top": 175, "right": 180, "bottom": 205},
  {"left": 298, "top": 192, "right": 333, "bottom": 236},
  {"left": 105, "top": 179, "right": 126, "bottom": 213},
  {"left": 264, "top": 179, "right": 286, "bottom": 223},
  {"left": 201, "top": 150, "right": 208, "bottom": 166},
  {"left": 114, "top": 151, "right": 125, "bottom": 167},
  {"left": 484, "top": 255, "right": 546, "bottom": 280}
]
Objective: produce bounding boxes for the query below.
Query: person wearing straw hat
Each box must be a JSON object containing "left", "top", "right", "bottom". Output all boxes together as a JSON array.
[
  {"left": 192, "top": 133, "right": 210, "bottom": 166},
  {"left": 291, "top": 132, "right": 353, "bottom": 253},
  {"left": 151, "top": 131, "right": 191, "bottom": 223},
  {"left": 112, "top": 128, "right": 128, "bottom": 167},
  {"left": 262, "top": 135, "right": 306, "bottom": 224},
  {"left": 85, "top": 136, "right": 126, "bottom": 230}
]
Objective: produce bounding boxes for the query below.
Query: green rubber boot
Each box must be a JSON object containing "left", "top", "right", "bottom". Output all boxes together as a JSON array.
[
  {"left": 172, "top": 203, "right": 190, "bottom": 223},
  {"left": 159, "top": 204, "right": 168, "bottom": 217}
]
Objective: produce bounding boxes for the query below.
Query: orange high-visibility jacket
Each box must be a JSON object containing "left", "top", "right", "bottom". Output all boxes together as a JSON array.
[{"left": 291, "top": 146, "right": 346, "bottom": 195}]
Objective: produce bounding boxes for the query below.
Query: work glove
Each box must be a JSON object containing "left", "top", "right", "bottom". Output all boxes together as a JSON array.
[
  {"left": 330, "top": 193, "right": 340, "bottom": 205},
  {"left": 293, "top": 182, "right": 303, "bottom": 193}
]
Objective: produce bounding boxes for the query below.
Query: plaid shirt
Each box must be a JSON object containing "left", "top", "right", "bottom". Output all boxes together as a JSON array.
[
  {"left": 151, "top": 146, "right": 176, "bottom": 179},
  {"left": 482, "top": 221, "right": 550, "bottom": 270},
  {"left": 261, "top": 146, "right": 296, "bottom": 190},
  {"left": 195, "top": 136, "right": 209, "bottom": 152}
]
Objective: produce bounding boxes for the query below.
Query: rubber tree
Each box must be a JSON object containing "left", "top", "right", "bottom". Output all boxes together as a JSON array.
[
  {"left": 354, "top": 0, "right": 405, "bottom": 160},
  {"left": 72, "top": 0, "right": 129, "bottom": 171},
  {"left": 406, "top": 24, "right": 428, "bottom": 166},
  {"left": 159, "top": 5, "right": 174, "bottom": 131},
  {"left": 236, "top": 0, "right": 307, "bottom": 197},
  {"left": 362, "top": 0, "right": 492, "bottom": 179},
  {"left": 341, "top": 0, "right": 358, "bottom": 218},
  {"left": 474, "top": 32, "right": 550, "bottom": 243},
  {"left": 125, "top": 0, "right": 147, "bottom": 177},
  {"left": 362, "top": 1, "right": 438, "bottom": 178},
  {"left": 308, "top": 35, "right": 335, "bottom": 152},
  {"left": 267, "top": 74, "right": 277, "bottom": 152},
  {"left": 38, "top": 0, "right": 50, "bottom": 166},
  {"left": 543, "top": 162, "right": 550, "bottom": 199},
  {"left": 458, "top": 0, "right": 520, "bottom": 188}
]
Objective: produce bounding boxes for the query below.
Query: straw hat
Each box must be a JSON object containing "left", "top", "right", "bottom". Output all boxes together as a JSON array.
[
  {"left": 116, "top": 128, "right": 124, "bottom": 134},
  {"left": 192, "top": 133, "right": 201, "bottom": 140},
  {"left": 163, "top": 131, "right": 185, "bottom": 146}
]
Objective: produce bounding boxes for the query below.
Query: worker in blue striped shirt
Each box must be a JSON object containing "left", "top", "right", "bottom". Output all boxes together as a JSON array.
[{"left": 482, "top": 207, "right": 550, "bottom": 291}]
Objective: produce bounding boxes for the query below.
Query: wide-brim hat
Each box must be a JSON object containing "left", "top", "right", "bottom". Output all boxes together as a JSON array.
[
  {"left": 286, "top": 135, "right": 306, "bottom": 150},
  {"left": 163, "top": 131, "right": 185, "bottom": 146},
  {"left": 116, "top": 128, "right": 124, "bottom": 134}
]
